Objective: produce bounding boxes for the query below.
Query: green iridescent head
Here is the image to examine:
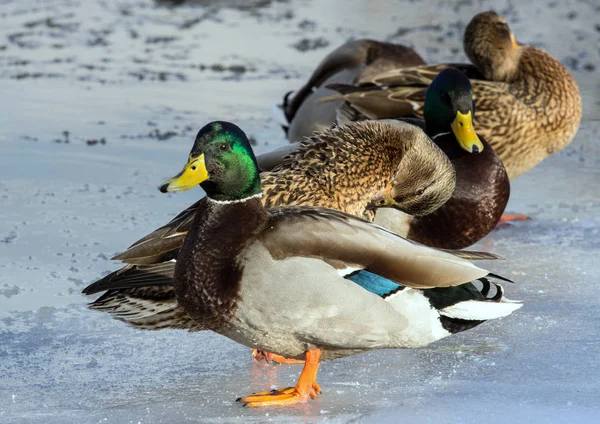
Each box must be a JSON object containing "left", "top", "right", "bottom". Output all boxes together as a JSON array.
[
  {"left": 159, "top": 121, "right": 261, "bottom": 201},
  {"left": 423, "top": 68, "right": 484, "bottom": 153}
]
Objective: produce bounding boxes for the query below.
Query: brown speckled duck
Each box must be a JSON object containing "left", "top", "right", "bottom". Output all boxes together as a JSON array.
[{"left": 84, "top": 121, "right": 521, "bottom": 407}]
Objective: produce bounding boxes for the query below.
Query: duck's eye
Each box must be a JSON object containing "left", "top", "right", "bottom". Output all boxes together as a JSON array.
[
  {"left": 191, "top": 165, "right": 197, "bottom": 170},
  {"left": 440, "top": 91, "right": 451, "bottom": 105},
  {"left": 415, "top": 188, "right": 425, "bottom": 196},
  {"left": 219, "top": 143, "right": 229, "bottom": 151}
]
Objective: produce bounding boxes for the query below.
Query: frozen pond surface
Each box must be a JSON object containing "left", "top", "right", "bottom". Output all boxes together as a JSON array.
[{"left": 1, "top": 0, "right": 600, "bottom": 422}]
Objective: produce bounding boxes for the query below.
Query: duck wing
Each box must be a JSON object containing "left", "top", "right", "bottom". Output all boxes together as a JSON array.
[
  {"left": 262, "top": 206, "right": 499, "bottom": 289},
  {"left": 322, "top": 64, "right": 485, "bottom": 120}
]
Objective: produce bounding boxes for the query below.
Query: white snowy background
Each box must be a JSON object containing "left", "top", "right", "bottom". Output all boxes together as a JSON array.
[{"left": 1, "top": 0, "right": 599, "bottom": 422}]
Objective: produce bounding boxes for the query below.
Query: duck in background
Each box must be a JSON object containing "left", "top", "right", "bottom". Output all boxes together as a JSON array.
[
  {"left": 313, "top": 11, "right": 581, "bottom": 180},
  {"left": 279, "top": 39, "right": 426, "bottom": 141},
  {"left": 84, "top": 121, "right": 522, "bottom": 407},
  {"left": 367, "top": 68, "right": 510, "bottom": 249}
]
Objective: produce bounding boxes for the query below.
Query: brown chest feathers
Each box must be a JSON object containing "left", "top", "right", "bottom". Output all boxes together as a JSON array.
[{"left": 174, "top": 197, "right": 268, "bottom": 330}]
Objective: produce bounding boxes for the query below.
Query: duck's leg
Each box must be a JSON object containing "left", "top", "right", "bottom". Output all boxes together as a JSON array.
[
  {"left": 252, "top": 349, "right": 305, "bottom": 364},
  {"left": 239, "top": 349, "right": 322, "bottom": 407}
]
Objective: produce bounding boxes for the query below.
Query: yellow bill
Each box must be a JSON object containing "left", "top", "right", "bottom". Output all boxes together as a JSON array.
[
  {"left": 366, "top": 184, "right": 395, "bottom": 210},
  {"left": 451, "top": 110, "right": 484, "bottom": 153},
  {"left": 159, "top": 154, "right": 209, "bottom": 193},
  {"left": 510, "top": 32, "right": 519, "bottom": 48}
]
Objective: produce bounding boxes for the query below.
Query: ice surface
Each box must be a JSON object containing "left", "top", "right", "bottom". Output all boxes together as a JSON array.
[{"left": 1, "top": 0, "right": 599, "bottom": 423}]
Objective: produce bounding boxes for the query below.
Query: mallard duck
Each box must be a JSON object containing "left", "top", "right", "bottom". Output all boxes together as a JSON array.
[
  {"left": 279, "top": 39, "right": 425, "bottom": 142},
  {"left": 368, "top": 67, "right": 510, "bottom": 249},
  {"left": 280, "top": 67, "right": 510, "bottom": 250},
  {"left": 83, "top": 120, "right": 456, "bottom": 331},
  {"left": 86, "top": 121, "right": 521, "bottom": 407},
  {"left": 286, "top": 11, "right": 582, "bottom": 180}
]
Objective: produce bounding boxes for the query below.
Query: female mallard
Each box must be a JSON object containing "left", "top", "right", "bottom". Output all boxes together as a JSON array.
[
  {"left": 371, "top": 67, "right": 510, "bottom": 249},
  {"left": 287, "top": 11, "right": 582, "bottom": 179},
  {"left": 87, "top": 121, "right": 521, "bottom": 407},
  {"left": 83, "top": 120, "right": 456, "bottom": 331}
]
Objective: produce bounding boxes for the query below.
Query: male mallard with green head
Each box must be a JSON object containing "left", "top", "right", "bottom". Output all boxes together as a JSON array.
[
  {"left": 371, "top": 67, "right": 510, "bottom": 249},
  {"left": 86, "top": 121, "right": 521, "bottom": 407}
]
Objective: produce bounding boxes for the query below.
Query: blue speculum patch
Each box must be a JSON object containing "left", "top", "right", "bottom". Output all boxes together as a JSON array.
[{"left": 347, "top": 270, "right": 404, "bottom": 298}]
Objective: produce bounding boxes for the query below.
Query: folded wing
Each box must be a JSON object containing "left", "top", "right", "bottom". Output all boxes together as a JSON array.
[{"left": 262, "top": 206, "right": 497, "bottom": 289}]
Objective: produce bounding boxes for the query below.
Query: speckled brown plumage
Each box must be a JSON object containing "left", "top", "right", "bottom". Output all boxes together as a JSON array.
[
  {"left": 320, "top": 12, "right": 582, "bottom": 179},
  {"left": 471, "top": 46, "right": 582, "bottom": 178},
  {"left": 261, "top": 121, "right": 411, "bottom": 219}
]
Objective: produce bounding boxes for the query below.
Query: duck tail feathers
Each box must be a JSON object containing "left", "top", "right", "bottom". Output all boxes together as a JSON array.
[
  {"left": 89, "top": 287, "right": 200, "bottom": 331},
  {"left": 437, "top": 278, "right": 522, "bottom": 327}
]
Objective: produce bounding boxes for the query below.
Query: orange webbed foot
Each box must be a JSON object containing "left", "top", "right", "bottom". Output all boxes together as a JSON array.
[
  {"left": 237, "top": 383, "right": 320, "bottom": 407},
  {"left": 252, "top": 349, "right": 305, "bottom": 364},
  {"left": 500, "top": 213, "right": 530, "bottom": 222},
  {"left": 239, "top": 349, "right": 321, "bottom": 408},
  {"left": 497, "top": 214, "right": 531, "bottom": 227}
]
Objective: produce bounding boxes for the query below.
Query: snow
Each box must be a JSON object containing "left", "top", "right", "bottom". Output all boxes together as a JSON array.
[{"left": 1, "top": 0, "right": 599, "bottom": 422}]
